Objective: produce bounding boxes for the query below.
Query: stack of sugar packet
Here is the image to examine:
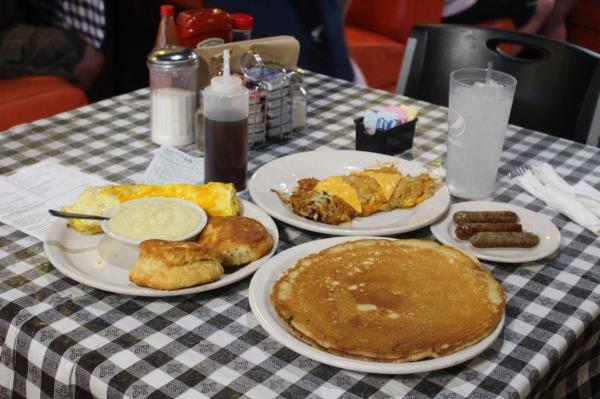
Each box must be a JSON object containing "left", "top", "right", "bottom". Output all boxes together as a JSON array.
[
  {"left": 363, "top": 105, "right": 417, "bottom": 134},
  {"left": 514, "top": 162, "right": 600, "bottom": 235}
]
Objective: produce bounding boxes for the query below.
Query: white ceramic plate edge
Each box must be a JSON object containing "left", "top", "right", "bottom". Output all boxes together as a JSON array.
[
  {"left": 248, "top": 235, "right": 505, "bottom": 374},
  {"left": 44, "top": 199, "right": 279, "bottom": 297}
]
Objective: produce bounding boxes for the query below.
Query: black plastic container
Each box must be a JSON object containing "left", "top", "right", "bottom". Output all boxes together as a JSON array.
[{"left": 355, "top": 117, "right": 417, "bottom": 155}]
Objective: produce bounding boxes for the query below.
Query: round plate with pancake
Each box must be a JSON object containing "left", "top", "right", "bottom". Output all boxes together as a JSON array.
[
  {"left": 430, "top": 200, "right": 561, "bottom": 263},
  {"left": 43, "top": 200, "right": 278, "bottom": 297},
  {"left": 248, "top": 150, "right": 451, "bottom": 235},
  {"left": 249, "top": 236, "right": 505, "bottom": 374}
]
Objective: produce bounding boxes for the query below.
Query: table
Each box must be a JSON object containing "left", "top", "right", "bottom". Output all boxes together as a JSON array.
[{"left": 1, "top": 72, "right": 599, "bottom": 399}]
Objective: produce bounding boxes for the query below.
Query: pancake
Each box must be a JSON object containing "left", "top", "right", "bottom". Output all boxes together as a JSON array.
[
  {"left": 271, "top": 239, "right": 504, "bottom": 362},
  {"left": 197, "top": 216, "right": 273, "bottom": 266}
]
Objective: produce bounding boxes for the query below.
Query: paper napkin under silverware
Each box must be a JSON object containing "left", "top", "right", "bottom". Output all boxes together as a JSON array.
[{"left": 514, "top": 163, "right": 600, "bottom": 235}]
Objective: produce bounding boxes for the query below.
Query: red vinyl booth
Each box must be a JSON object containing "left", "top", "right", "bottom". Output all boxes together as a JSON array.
[
  {"left": 344, "top": 1, "right": 444, "bottom": 92},
  {"left": 0, "top": 76, "right": 87, "bottom": 131}
]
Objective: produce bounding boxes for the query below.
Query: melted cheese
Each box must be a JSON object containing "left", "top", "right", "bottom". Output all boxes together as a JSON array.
[
  {"left": 356, "top": 171, "right": 401, "bottom": 201},
  {"left": 314, "top": 176, "right": 362, "bottom": 213}
]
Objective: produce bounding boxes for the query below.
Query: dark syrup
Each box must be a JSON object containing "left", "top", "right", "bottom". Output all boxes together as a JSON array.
[{"left": 204, "top": 117, "right": 248, "bottom": 191}]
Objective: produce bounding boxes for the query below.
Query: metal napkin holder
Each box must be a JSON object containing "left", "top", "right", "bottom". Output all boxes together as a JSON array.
[{"left": 241, "top": 52, "right": 295, "bottom": 146}]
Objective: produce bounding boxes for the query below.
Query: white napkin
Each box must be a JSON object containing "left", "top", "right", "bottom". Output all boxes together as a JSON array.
[
  {"left": 532, "top": 163, "right": 600, "bottom": 202},
  {"left": 574, "top": 180, "right": 600, "bottom": 203},
  {"left": 514, "top": 169, "right": 600, "bottom": 235},
  {"left": 531, "top": 162, "right": 600, "bottom": 219}
]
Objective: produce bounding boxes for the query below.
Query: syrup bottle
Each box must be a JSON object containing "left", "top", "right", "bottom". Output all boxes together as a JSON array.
[{"left": 202, "top": 50, "right": 249, "bottom": 191}]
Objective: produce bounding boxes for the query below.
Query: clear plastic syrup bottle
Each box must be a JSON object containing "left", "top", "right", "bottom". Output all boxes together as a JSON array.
[{"left": 202, "top": 50, "right": 249, "bottom": 191}]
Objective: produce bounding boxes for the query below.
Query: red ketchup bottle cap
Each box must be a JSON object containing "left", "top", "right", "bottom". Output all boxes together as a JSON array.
[
  {"left": 160, "top": 4, "right": 174, "bottom": 17},
  {"left": 231, "top": 13, "right": 253, "bottom": 30}
]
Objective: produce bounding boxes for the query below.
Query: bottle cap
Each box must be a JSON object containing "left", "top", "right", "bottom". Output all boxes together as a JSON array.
[
  {"left": 231, "top": 13, "right": 253, "bottom": 30},
  {"left": 147, "top": 46, "right": 198, "bottom": 68},
  {"left": 160, "top": 5, "right": 174, "bottom": 17},
  {"left": 210, "top": 49, "right": 242, "bottom": 94}
]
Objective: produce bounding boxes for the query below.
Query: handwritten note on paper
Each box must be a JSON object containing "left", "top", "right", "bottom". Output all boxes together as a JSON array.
[
  {"left": 0, "top": 160, "right": 110, "bottom": 240},
  {"left": 142, "top": 146, "right": 204, "bottom": 185}
]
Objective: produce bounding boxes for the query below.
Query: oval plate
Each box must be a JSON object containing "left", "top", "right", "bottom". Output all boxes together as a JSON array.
[
  {"left": 249, "top": 150, "right": 450, "bottom": 235},
  {"left": 44, "top": 199, "right": 278, "bottom": 296}
]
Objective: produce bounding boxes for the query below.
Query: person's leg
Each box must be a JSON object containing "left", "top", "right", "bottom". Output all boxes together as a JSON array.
[
  {"left": 73, "top": 43, "right": 104, "bottom": 90},
  {"left": 539, "top": 0, "right": 578, "bottom": 40},
  {"left": 515, "top": 0, "right": 555, "bottom": 34}
]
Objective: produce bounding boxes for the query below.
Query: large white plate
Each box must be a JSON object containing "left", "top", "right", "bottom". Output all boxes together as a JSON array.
[
  {"left": 430, "top": 201, "right": 561, "bottom": 263},
  {"left": 248, "top": 150, "right": 451, "bottom": 235},
  {"left": 249, "top": 236, "right": 505, "bottom": 374},
  {"left": 43, "top": 200, "right": 279, "bottom": 297}
]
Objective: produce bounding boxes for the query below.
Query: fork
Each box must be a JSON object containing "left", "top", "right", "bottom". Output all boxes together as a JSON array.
[{"left": 508, "top": 165, "right": 529, "bottom": 179}]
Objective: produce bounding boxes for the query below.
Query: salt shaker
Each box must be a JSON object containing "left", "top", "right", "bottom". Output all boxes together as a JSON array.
[
  {"left": 289, "top": 68, "right": 308, "bottom": 130},
  {"left": 147, "top": 46, "right": 199, "bottom": 146}
]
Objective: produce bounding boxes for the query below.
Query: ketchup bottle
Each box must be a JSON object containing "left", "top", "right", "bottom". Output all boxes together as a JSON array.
[
  {"left": 155, "top": 5, "right": 179, "bottom": 49},
  {"left": 231, "top": 13, "right": 253, "bottom": 41}
]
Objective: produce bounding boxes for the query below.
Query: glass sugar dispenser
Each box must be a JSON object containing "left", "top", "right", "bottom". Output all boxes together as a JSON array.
[{"left": 147, "top": 46, "right": 199, "bottom": 146}]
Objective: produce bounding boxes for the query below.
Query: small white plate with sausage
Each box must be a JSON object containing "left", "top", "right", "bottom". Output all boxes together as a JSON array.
[{"left": 430, "top": 201, "right": 561, "bottom": 263}]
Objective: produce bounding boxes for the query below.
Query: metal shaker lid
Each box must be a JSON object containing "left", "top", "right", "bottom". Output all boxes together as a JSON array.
[{"left": 147, "top": 46, "right": 199, "bottom": 68}]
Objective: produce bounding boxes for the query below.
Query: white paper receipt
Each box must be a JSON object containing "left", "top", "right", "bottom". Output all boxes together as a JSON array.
[
  {"left": 142, "top": 146, "right": 204, "bottom": 185},
  {"left": 0, "top": 160, "right": 110, "bottom": 240}
]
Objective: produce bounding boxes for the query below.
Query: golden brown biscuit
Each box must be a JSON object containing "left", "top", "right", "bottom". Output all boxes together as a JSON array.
[
  {"left": 197, "top": 216, "right": 274, "bottom": 266},
  {"left": 129, "top": 240, "right": 224, "bottom": 290}
]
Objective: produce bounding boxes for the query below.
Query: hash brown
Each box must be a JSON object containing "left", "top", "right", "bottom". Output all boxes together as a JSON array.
[{"left": 271, "top": 239, "right": 504, "bottom": 362}]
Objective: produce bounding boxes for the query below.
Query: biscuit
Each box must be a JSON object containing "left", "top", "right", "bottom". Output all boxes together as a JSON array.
[
  {"left": 197, "top": 216, "right": 273, "bottom": 266},
  {"left": 129, "top": 240, "right": 224, "bottom": 290}
]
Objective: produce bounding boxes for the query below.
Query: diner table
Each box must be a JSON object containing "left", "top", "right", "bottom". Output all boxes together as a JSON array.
[{"left": 1, "top": 71, "right": 599, "bottom": 399}]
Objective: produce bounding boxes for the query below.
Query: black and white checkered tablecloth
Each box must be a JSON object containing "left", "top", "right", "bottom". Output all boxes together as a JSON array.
[{"left": 1, "top": 72, "right": 599, "bottom": 399}]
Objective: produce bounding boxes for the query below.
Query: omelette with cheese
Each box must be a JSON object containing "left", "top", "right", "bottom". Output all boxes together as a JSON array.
[
  {"left": 64, "top": 182, "right": 239, "bottom": 234},
  {"left": 273, "top": 166, "right": 440, "bottom": 225}
]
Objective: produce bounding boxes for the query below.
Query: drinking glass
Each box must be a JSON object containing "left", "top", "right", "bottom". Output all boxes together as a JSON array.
[{"left": 446, "top": 68, "right": 517, "bottom": 199}]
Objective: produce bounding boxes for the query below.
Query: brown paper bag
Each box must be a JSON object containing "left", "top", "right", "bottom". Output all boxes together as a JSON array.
[{"left": 194, "top": 35, "right": 300, "bottom": 89}]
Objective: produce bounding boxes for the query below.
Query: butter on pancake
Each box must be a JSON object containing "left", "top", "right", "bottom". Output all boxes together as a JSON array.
[
  {"left": 271, "top": 239, "right": 505, "bottom": 362},
  {"left": 197, "top": 216, "right": 273, "bottom": 266}
]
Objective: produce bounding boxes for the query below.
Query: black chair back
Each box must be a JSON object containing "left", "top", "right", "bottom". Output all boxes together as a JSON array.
[{"left": 397, "top": 24, "right": 600, "bottom": 144}]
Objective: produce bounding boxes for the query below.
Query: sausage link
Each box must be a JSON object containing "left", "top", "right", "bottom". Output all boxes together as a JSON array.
[
  {"left": 455, "top": 223, "right": 523, "bottom": 240},
  {"left": 453, "top": 211, "right": 519, "bottom": 224},
  {"left": 469, "top": 232, "right": 540, "bottom": 248}
]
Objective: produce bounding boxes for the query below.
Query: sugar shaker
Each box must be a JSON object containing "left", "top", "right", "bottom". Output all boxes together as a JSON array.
[{"left": 147, "top": 46, "right": 199, "bottom": 146}]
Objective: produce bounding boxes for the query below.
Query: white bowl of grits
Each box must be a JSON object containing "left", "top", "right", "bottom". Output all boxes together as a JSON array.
[{"left": 100, "top": 197, "right": 207, "bottom": 245}]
